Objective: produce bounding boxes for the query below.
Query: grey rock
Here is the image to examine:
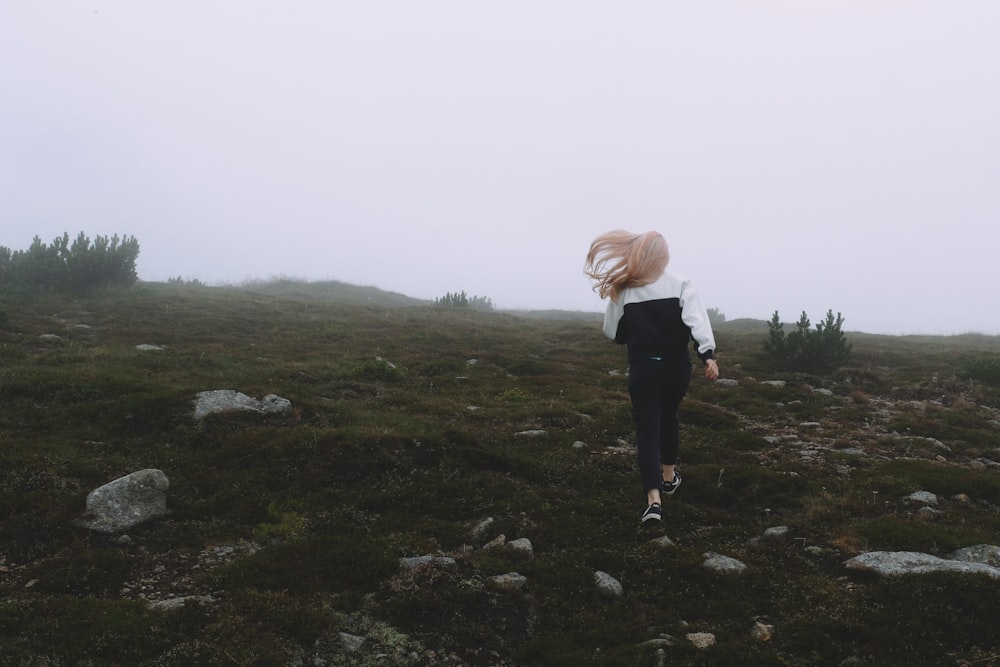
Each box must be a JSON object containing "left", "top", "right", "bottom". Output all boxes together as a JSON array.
[
  {"left": 687, "top": 632, "right": 716, "bottom": 649},
  {"left": 135, "top": 344, "right": 165, "bottom": 351},
  {"left": 715, "top": 378, "right": 739, "bottom": 387},
  {"left": 75, "top": 469, "right": 169, "bottom": 533},
  {"left": 489, "top": 572, "right": 527, "bottom": 592},
  {"left": 339, "top": 632, "right": 366, "bottom": 653},
  {"left": 845, "top": 551, "right": 1000, "bottom": 579},
  {"left": 508, "top": 538, "right": 534, "bottom": 559},
  {"left": 398, "top": 555, "right": 457, "bottom": 570},
  {"left": 259, "top": 393, "right": 293, "bottom": 414},
  {"left": 514, "top": 429, "right": 546, "bottom": 437},
  {"left": 482, "top": 534, "right": 507, "bottom": 550},
  {"left": 763, "top": 526, "right": 789, "bottom": 538},
  {"left": 948, "top": 544, "right": 1000, "bottom": 567},
  {"left": 760, "top": 380, "right": 786, "bottom": 387},
  {"left": 905, "top": 490, "right": 938, "bottom": 505},
  {"left": 193, "top": 390, "right": 292, "bottom": 419},
  {"left": 470, "top": 517, "right": 494, "bottom": 539},
  {"left": 702, "top": 552, "right": 747, "bottom": 573},
  {"left": 594, "top": 570, "right": 623, "bottom": 597},
  {"left": 648, "top": 535, "right": 676, "bottom": 548},
  {"left": 148, "top": 595, "right": 215, "bottom": 611}
]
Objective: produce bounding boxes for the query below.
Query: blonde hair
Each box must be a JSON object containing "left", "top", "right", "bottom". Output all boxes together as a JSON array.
[{"left": 584, "top": 230, "right": 669, "bottom": 302}]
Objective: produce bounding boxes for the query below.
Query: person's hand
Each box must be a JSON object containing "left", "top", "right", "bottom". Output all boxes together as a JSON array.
[{"left": 704, "top": 359, "right": 719, "bottom": 381}]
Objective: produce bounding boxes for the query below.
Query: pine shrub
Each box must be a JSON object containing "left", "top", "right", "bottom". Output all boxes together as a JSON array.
[
  {"left": 434, "top": 290, "right": 494, "bottom": 312},
  {"left": 0, "top": 232, "right": 139, "bottom": 291},
  {"left": 765, "top": 309, "right": 852, "bottom": 374}
]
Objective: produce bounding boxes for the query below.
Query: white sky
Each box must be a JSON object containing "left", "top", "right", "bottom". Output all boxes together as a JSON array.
[{"left": 3, "top": 2, "right": 999, "bottom": 335}]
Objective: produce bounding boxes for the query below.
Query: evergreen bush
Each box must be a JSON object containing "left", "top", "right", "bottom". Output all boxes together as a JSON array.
[
  {"left": 961, "top": 354, "right": 1000, "bottom": 387},
  {"left": 0, "top": 232, "right": 139, "bottom": 291},
  {"left": 765, "top": 309, "right": 852, "bottom": 374},
  {"left": 434, "top": 290, "right": 495, "bottom": 312}
]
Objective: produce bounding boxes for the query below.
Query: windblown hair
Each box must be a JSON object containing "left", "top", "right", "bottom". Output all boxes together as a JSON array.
[{"left": 584, "top": 230, "right": 669, "bottom": 302}]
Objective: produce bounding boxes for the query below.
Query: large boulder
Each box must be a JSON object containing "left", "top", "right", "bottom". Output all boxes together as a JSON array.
[
  {"left": 845, "top": 550, "right": 1000, "bottom": 579},
  {"left": 75, "top": 469, "right": 170, "bottom": 533}
]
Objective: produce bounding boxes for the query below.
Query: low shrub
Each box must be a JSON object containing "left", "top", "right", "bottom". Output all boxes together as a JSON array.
[{"left": 764, "top": 309, "right": 852, "bottom": 374}]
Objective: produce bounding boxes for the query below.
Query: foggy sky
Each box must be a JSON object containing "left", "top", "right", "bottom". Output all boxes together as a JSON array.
[{"left": 3, "top": 2, "right": 999, "bottom": 335}]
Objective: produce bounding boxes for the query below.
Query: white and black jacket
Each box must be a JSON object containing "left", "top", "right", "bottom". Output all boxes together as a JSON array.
[{"left": 603, "top": 270, "right": 716, "bottom": 365}]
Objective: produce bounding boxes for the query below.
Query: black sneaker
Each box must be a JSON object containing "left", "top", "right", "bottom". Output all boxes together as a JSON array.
[
  {"left": 641, "top": 503, "right": 662, "bottom": 523},
  {"left": 661, "top": 472, "right": 682, "bottom": 496}
]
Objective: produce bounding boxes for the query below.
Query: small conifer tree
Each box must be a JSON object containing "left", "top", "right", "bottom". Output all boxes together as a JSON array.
[
  {"left": 435, "top": 290, "right": 495, "bottom": 312},
  {"left": 0, "top": 232, "right": 139, "bottom": 291},
  {"left": 765, "top": 309, "right": 851, "bottom": 374}
]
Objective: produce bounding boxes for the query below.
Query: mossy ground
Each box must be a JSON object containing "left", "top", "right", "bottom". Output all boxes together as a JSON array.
[{"left": 2, "top": 283, "right": 1000, "bottom": 666}]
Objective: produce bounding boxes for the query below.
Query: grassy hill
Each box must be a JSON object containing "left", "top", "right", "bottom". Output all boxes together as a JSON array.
[{"left": 2, "top": 281, "right": 1000, "bottom": 666}]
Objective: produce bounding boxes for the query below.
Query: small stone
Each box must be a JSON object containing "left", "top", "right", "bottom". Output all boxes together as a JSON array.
[
  {"left": 482, "top": 534, "right": 507, "bottom": 550},
  {"left": 470, "top": 517, "right": 494, "bottom": 539},
  {"left": 648, "top": 535, "right": 676, "bottom": 548},
  {"left": 751, "top": 622, "right": 774, "bottom": 641},
  {"left": 399, "top": 555, "right": 456, "bottom": 570},
  {"left": 905, "top": 491, "right": 938, "bottom": 505},
  {"left": 686, "top": 632, "right": 716, "bottom": 649},
  {"left": 508, "top": 538, "right": 534, "bottom": 559},
  {"left": 702, "top": 552, "right": 747, "bottom": 574},
  {"left": 594, "top": 570, "right": 623, "bottom": 597},
  {"left": 148, "top": 595, "right": 215, "bottom": 611},
  {"left": 340, "top": 632, "right": 366, "bottom": 653},
  {"left": 763, "top": 526, "right": 789, "bottom": 538},
  {"left": 489, "top": 572, "right": 527, "bottom": 592},
  {"left": 515, "top": 429, "right": 546, "bottom": 437}
]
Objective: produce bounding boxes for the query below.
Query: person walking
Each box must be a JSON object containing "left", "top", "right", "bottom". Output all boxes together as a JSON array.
[{"left": 585, "top": 230, "right": 719, "bottom": 524}]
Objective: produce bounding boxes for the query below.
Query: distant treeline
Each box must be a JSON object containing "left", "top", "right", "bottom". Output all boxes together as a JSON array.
[{"left": 0, "top": 232, "right": 140, "bottom": 291}]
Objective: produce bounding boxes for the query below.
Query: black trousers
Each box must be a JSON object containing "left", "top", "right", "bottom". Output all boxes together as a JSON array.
[{"left": 627, "top": 356, "right": 692, "bottom": 493}]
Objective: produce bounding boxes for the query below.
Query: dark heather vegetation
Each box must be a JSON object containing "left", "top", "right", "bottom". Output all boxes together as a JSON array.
[{"left": 2, "top": 281, "right": 1000, "bottom": 666}]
